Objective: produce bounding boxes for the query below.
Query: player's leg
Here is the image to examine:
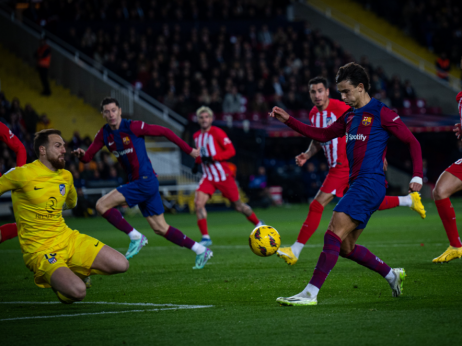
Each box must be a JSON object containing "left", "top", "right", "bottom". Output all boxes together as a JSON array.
[
  {"left": 231, "top": 200, "right": 262, "bottom": 225},
  {"left": 340, "top": 230, "right": 404, "bottom": 297},
  {"left": 277, "top": 211, "right": 358, "bottom": 306},
  {"left": 378, "top": 193, "right": 426, "bottom": 219},
  {"left": 278, "top": 190, "right": 334, "bottom": 265},
  {"left": 50, "top": 267, "right": 87, "bottom": 303},
  {"left": 96, "top": 187, "right": 146, "bottom": 259},
  {"left": 432, "top": 170, "right": 462, "bottom": 262},
  {"left": 91, "top": 245, "right": 129, "bottom": 274},
  {"left": 195, "top": 190, "right": 212, "bottom": 246},
  {"left": 224, "top": 179, "right": 263, "bottom": 226},
  {"left": 0, "top": 223, "right": 17, "bottom": 244},
  {"left": 145, "top": 213, "right": 213, "bottom": 269}
]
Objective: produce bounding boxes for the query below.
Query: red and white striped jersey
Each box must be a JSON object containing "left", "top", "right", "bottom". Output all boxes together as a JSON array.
[
  {"left": 457, "top": 91, "right": 462, "bottom": 123},
  {"left": 193, "top": 126, "right": 236, "bottom": 182},
  {"left": 309, "top": 98, "right": 350, "bottom": 171}
]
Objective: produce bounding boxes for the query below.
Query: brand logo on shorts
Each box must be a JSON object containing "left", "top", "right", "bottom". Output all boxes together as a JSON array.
[
  {"left": 362, "top": 116, "right": 372, "bottom": 126},
  {"left": 45, "top": 253, "right": 57, "bottom": 264},
  {"left": 123, "top": 136, "right": 130, "bottom": 145},
  {"left": 59, "top": 184, "right": 66, "bottom": 196}
]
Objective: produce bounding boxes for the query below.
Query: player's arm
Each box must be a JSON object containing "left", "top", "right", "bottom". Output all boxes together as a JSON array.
[
  {"left": 130, "top": 121, "right": 199, "bottom": 158},
  {"left": 270, "top": 106, "right": 346, "bottom": 142},
  {"left": 380, "top": 107, "right": 423, "bottom": 192},
  {"left": 296, "top": 140, "right": 322, "bottom": 167},
  {"left": 0, "top": 123, "right": 27, "bottom": 166},
  {"left": 63, "top": 177, "right": 78, "bottom": 210},
  {"left": 72, "top": 129, "right": 105, "bottom": 163},
  {"left": 0, "top": 168, "right": 22, "bottom": 195},
  {"left": 212, "top": 130, "right": 236, "bottom": 161}
]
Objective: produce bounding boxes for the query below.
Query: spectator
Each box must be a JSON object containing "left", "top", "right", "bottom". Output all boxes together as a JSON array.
[
  {"left": 436, "top": 53, "right": 451, "bottom": 81},
  {"left": 23, "top": 103, "right": 39, "bottom": 135},
  {"left": 34, "top": 38, "right": 51, "bottom": 96},
  {"left": 248, "top": 166, "right": 272, "bottom": 208},
  {"left": 258, "top": 25, "right": 273, "bottom": 48},
  {"left": 249, "top": 93, "right": 269, "bottom": 113},
  {"left": 36, "top": 113, "right": 54, "bottom": 131},
  {"left": 390, "top": 88, "right": 404, "bottom": 109},
  {"left": 302, "top": 162, "right": 321, "bottom": 201},
  {"left": 223, "top": 86, "right": 242, "bottom": 113},
  {"left": 403, "top": 80, "right": 416, "bottom": 99}
]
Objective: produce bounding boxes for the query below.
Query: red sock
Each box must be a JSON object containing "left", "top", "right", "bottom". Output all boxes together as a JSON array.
[
  {"left": 378, "top": 196, "right": 399, "bottom": 211},
  {"left": 297, "top": 200, "right": 324, "bottom": 244},
  {"left": 0, "top": 223, "right": 18, "bottom": 243},
  {"left": 197, "top": 219, "right": 208, "bottom": 236},
  {"left": 435, "top": 198, "right": 462, "bottom": 247},
  {"left": 246, "top": 212, "right": 259, "bottom": 225}
]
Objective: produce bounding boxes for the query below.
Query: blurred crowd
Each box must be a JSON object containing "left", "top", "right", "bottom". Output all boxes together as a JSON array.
[
  {"left": 357, "top": 0, "right": 462, "bottom": 64},
  {"left": 19, "top": 0, "right": 419, "bottom": 117}
]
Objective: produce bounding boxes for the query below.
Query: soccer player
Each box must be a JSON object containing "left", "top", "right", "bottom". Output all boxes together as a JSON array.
[
  {"left": 0, "top": 129, "right": 129, "bottom": 304},
  {"left": 271, "top": 62, "right": 423, "bottom": 305},
  {"left": 277, "top": 77, "right": 426, "bottom": 265},
  {"left": 432, "top": 57, "right": 462, "bottom": 263},
  {"left": 0, "top": 121, "right": 27, "bottom": 244},
  {"left": 72, "top": 97, "right": 213, "bottom": 269},
  {"left": 192, "top": 106, "right": 263, "bottom": 246}
]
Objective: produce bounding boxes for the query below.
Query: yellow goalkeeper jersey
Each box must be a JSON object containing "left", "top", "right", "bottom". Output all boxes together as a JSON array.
[{"left": 0, "top": 160, "right": 77, "bottom": 254}]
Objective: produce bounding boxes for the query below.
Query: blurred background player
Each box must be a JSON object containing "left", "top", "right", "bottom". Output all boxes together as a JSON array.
[
  {"left": 431, "top": 57, "right": 462, "bottom": 263},
  {"left": 272, "top": 63, "right": 423, "bottom": 306},
  {"left": 0, "top": 129, "right": 128, "bottom": 304},
  {"left": 72, "top": 97, "right": 213, "bottom": 269},
  {"left": 193, "top": 106, "right": 263, "bottom": 246},
  {"left": 277, "top": 77, "right": 426, "bottom": 265},
  {"left": 0, "top": 121, "right": 27, "bottom": 244}
]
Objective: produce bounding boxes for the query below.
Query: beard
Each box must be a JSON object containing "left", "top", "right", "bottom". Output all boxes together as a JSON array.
[{"left": 48, "top": 155, "right": 65, "bottom": 170}]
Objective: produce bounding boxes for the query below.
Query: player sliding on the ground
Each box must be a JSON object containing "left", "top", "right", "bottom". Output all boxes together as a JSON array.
[
  {"left": 72, "top": 97, "right": 213, "bottom": 269},
  {"left": 432, "top": 56, "right": 462, "bottom": 263},
  {"left": 271, "top": 62, "right": 423, "bottom": 305},
  {"left": 277, "top": 76, "right": 426, "bottom": 266},
  {"left": 192, "top": 106, "right": 263, "bottom": 246},
  {"left": 0, "top": 129, "right": 129, "bottom": 304},
  {"left": 0, "top": 121, "right": 27, "bottom": 245}
]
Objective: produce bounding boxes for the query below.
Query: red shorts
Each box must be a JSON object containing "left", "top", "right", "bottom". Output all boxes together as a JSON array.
[
  {"left": 445, "top": 158, "right": 462, "bottom": 181},
  {"left": 320, "top": 169, "right": 350, "bottom": 198},
  {"left": 197, "top": 176, "right": 240, "bottom": 202}
]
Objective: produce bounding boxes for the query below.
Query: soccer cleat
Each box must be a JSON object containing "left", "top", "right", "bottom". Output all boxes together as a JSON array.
[
  {"left": 83, "top": 276, "right": 91, "bottom": 289},
  {"left": 193, "top": 248, "right": 213, "bottom": 269},
  {"left": 256, "top": 220, "right": 264, "bottom": 227},
  {"left": 277, "top": 247, "right": 298, "bottom": 265},
  {"left": 276, "top": 293, "right": 317, "bottom": 306},
  {"left": 52, "top": 288, "right": 76, "bottom": 304},
  {"left": 432, "top": 246, "right": 462, "bottom": 263},
  {"left": 199, "top": 237, "right": 212, "bottom": 247},
  {"left": 409, "top": 192, "right": 426, "bottom": 219},
  {"left": 125, "top": 234, "right": 148, "bottom": 260},
  {"left": 390, "top": 268, "right": 406, "bottom": 297}
]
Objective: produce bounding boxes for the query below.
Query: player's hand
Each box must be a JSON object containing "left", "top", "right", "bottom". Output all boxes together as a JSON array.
[
  {"left": 453, "top": 123, "right": 461, "bottom": 140},
  {"left": 191, "top": 163, "right": 199, "bottom": 174},
  {"left": 409, "top": 182, "right": 422, "bottom": 193},
  {"left": 190, "top": 148, "right": 200, "bottom": 159},
  {"left": 71, "top": 148, "right": 85, "bottom": 158},
  {"left": 201, "top": 156, "right": 214, "bottom": 164},
  {"left": 269, "top": 106, "right": 290, "bottom": 123},
  {"left": 295, "top": 152, "right": 309, "bottom": 167},
  {"left": 383, "top": 158, "right": 388, "bottom": 172}
]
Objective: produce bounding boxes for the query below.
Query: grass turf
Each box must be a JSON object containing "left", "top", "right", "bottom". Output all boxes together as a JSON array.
[{"left": 1, "top": 199, "right": 462, "bottom": 345}]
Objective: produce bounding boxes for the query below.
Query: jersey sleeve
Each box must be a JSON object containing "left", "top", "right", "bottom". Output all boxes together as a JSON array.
[
  {"left": 285, "top": 115, "right": 347, "bottom": 142},
  {"left": 0, "top": 122, "right": 27, "bottom": 166},
  {"left": 0, "top": 168, "right": 23, "bottom": 195},
  {"left": 64, "top": 174, "right": 78, "bottom": 209},
  {"left": 212, "top": 128, "right": 235, "bottom": 161},
  {"left": 380, "top": 107, "right": 423, "bottom": 179},
  {"left": 130, "top": 121, "right": 193, "bottom": 154},
  {"left": 80, "top": 129, "right": 105, "bottom": 163}
]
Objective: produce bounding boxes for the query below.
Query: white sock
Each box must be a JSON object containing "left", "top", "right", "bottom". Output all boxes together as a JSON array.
[
  {"left": 398, "top": 195, "right": 412, "bottom": 207},
  {"left": 201, "top": 235, "right": 211, "bottom": 240},
  {"left": 384, "top": 269, "right": 396, "bottom": 286},
  {"left": 192, "top": 242, "right": 206, "bottom": 255},
  {"left": 128, "top": 229, "right": 142, "bottom": 241},
  {"left": 301, "top": 283, "right": 319, "bottom": 298},
  {"left": 291, "top": 241, "right": 304, "bottom": 258}
]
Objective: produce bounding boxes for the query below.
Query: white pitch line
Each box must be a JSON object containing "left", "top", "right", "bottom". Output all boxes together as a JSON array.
[{"left": 0, "top": 301, "right": 213, "bottom": 308}]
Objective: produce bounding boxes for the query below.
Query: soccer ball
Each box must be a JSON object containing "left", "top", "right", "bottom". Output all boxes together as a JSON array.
[{"left": 249, "top": 225, "right": 281, "bottom": 257}]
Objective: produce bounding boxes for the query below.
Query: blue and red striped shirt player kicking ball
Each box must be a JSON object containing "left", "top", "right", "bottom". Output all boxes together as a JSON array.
[
  {"left": 72, "top": 97, "right": 213, "bottom": 269},
  {"left": 271, "top": 62, "right": 423, "bottom": 306}
]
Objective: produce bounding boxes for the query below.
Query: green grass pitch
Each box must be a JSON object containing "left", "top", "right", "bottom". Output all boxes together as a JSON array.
[{"left": 1, "top": 200, "right": 462, "bottom": 345}]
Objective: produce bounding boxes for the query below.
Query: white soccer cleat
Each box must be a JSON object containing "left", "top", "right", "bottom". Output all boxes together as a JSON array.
[
  {"left": 256, "top": 220, "right": 264, "bottom": 227},
  {"left": 390, "top": 268, "right": 406, "bottom": 297},
  {"left": 276, "top": 292, "right": 317, "bottom": 306}
]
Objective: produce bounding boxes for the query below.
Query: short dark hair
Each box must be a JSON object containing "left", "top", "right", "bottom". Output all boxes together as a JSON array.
[
  {"left": 34, "top": 129, "right": 62, "bottom": 157},
  {"left": 308, "top": 76, "right": 328, "bottom": 89},
  {"left": 335, "top": 62, "right": 370, "bottom": 91},
  {"left": 100, "top": 97, "right": 120, "bottom": 111}
]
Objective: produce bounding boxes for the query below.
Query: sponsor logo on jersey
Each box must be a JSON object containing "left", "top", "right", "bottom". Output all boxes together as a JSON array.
[
  {"left": 59, "top": 184, "right": 66, "bottom": 196},
  {"left": 223, "top": 137, "right": 232, "bottom": 145},
  {"left": 346, "top": 134, "right": 367, "bottom": 142},
  {"left": 123, "top": 136, "right": 130, "bottom": 145},
  {"left": 112, "top": 148, "right": 133, "bottom": 158},
  {"left": 362, "top": 116, "right": 372, "bottom": 126},
  {"left": 46, "top": 197, "right": 58, "bottom": 213}
]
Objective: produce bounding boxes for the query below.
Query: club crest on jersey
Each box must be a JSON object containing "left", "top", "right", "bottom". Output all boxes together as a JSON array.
[
  {"left": 59, "top": 184, "right": 66, "bottom": 196},
  {"left": 362, "top": 116, "right": 372, "bottom": 126},
  {"left": 123, "top": 136, "right": 130, "bottom": 145},
  {"left": 326, "top": 117, "right": 333, "bottom": 126},
  {"left": 45, "top": 253, "right": 57, "bottom": 264}
]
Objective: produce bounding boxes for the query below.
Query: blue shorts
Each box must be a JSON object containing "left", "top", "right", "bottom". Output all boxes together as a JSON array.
[
  {"left": 333, "top": 175, "right": 386, "bottom": 230},
  {"left": 117, "top": 176, "right": 164, "bottom": 217}
]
